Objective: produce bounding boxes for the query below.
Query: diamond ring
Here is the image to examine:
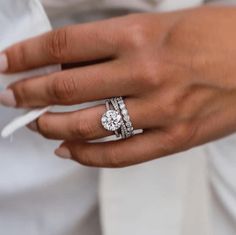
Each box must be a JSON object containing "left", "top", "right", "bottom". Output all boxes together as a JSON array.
[
  {"left": 101, "top": 97, "right": 134, "bottom": 139},
  {"left": 101, "top": 100, "right": 122, "bottom": 132}
]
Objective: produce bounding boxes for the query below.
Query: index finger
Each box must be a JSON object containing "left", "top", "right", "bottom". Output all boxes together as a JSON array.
[{"left": 1, "top": 20, "right": 119, "bottom": 73}]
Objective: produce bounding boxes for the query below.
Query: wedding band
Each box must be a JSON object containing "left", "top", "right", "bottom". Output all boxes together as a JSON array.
[
  {"left": 101, "top": 97, "right": 134, "bottom": 139},
  {"left": 116, "top": 97, "right": 134, "bottom": 138}
]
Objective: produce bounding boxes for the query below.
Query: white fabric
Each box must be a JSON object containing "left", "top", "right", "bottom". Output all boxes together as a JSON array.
[
  {"left": 100, "top": 150, "right": 210, "bottom": 235},
  {"left": 41, "top": 0, "right": 204, "bottom": 27},
  {"left": 0, "top": 1, "right": 100, "bottom": 235},
  {"left": 207, "top": 136, "right": 236, "bottom": 235},
  {"left": 42, "top": 0, "right": 203, "bottom": 13}
]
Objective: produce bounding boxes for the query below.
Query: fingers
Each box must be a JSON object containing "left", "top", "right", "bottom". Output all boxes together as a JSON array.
[
  {"left": 6, "top": 61, "right": 137, "bottom": 108},
  {"left": 2, "top": 21, "right": 119, "bottom": 73},
  {"left": 29, "top": 97, "right": 163, "bottom": 141},
  {"left": 54, "top": 128, "right": 181, "bottom": 168},
  {"left": 33, "top": 105, "right": 110, "bottom": 140}
]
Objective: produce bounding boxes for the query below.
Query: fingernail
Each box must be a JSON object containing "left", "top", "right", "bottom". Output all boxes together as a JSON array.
[
  {"left": 0, "top": 89, "right": 16, "bottom": 107},
  {"left": 27, "top": 121, "right": 38, "bottom": 132},
  {"left": 55, "top": 146, "right": 72, "bottom": 159},
  {"left": 0, "top": 53, "right": 8, "bottom": 72}
]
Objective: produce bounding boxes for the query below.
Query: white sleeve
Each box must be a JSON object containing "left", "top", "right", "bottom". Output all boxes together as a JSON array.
[{"left": 205, "top": 0, "right": 236, "bottom": 5}]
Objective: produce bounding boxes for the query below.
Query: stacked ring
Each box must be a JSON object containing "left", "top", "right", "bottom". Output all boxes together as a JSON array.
[
  {"left": 101, "top": 97, "right": 134, "bottom": 139},
  {"left": 116, "top": 97, "right": 134, "bottom": 138}
]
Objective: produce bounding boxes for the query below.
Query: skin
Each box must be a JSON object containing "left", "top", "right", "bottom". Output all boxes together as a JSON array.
[{"left": 1, "top": 6, "right": 236, "bottom": 167}]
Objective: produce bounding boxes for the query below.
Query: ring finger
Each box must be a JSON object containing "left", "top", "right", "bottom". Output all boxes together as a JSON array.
[{"left": 30, "top": 97, "right": 168, "bottom": 141}]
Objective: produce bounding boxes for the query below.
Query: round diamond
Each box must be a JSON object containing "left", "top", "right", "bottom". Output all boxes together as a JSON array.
[{"left": 101, "top": 110, "right": 122, "bottom": 131}]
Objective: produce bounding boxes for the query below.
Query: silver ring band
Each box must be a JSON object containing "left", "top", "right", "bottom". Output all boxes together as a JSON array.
[
  {"left": 116, "top": 97, "right": 134, "bottom": 138},
  {"left": 101, "top": 97, "right": 134, "bottom": 139}
]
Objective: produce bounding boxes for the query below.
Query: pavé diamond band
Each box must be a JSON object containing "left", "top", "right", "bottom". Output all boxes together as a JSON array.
[
  {"left": 116, "top": 97, "right": 134, "bottom": 138},
  {"left": 101, "top": 97, "right": 134, "bottom": 139}
]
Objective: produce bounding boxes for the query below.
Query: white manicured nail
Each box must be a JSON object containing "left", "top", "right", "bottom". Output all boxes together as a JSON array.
[
  {"left": 0, "top": 89, "right": 16, "bottom": 107},
  {"left": 0, "top": 53, "right": 8, "bottom": 72}
]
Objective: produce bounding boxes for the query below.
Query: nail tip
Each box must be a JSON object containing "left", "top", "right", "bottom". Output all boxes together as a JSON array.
[
  {"left": 55, "top": 147, "right": 72, "bottom": 159},
  {"left": 0, "top": 89, "right": 16, "bottom": 107},
  {"left": 0, "top": 53, "right": 8, "bottom": 72},
  {"left": 27, "top": 121, "right": 38, "bottom": 132}
]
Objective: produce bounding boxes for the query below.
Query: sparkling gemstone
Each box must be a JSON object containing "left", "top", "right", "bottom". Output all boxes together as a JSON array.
[
  {"left": 122, "top": 109, "right": 128, "bottom": 115},
  {"left": 126, "top": 121, "right": 132, "bottom": 127},
  {"left": 120, "top": 104, "right": 125, "bottom": 109},
  {"left": 124, "top": 115, "right": 130, "bottom": 122},
  {"left": 101, "top": 110, "right": 122, "bottom": 131}
]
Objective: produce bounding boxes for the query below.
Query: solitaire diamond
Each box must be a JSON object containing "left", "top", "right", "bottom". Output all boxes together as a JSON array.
[{"left": 101, "top": 110, "right": 122, "bottom": 131}]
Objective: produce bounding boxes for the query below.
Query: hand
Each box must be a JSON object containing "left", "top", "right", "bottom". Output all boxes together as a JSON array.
[{"left": 1, "top": 7, "right": 236, "bottom": 168}]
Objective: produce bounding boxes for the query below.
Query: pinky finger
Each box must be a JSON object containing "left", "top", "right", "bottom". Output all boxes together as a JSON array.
[{"left": 54, "top": 128, "right": 181, "bottom": 168}]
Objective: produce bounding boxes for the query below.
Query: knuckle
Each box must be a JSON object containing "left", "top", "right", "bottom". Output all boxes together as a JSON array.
[
  {"left": 161, "top": 16, "right": 185, "bottom": 50},
  {"left": 75, "top": 147, "right": 94, "bottom": 166},
  {"left": 74, "top": 150, "right": 89, "bottom": 165},
  {"left": 105, "top": 148, "right": 125, "bottom": 168},
  {"left": 44, "top": 28, "right": 70, "bottom": 61},
  {"left": 51, "top": 75, "right": 78, "bottom": 102},
  {"left": 8, "top": 44, "right": 28, "bottom": 71},
  {"left": 73, "top": 117, "right": 95, "bottom": 139},
  {"left": 182, "top": 123, "right": 199, "bottom": 149},
  {"left": 153, "top": 103, "right": 178, "bottom": 123},
  {"left": 162, "top": 130, "right": 181, "bottom": 153},
  {"left": 166, "top": 123, "right": 198, "bottom": 152},
  {"left": 137, "top": 60, "right": 161, "bottom": 88},
  {"left": 121, "top": 20, "right": 149, "bottom": 51},
  {"left": 161, "top": 17, "right": 199, "bottom": 74},
  {"left": 164, "top": 103, "right": 179, "bottom": 119},
  {"left": 12, "top": 82, "right": 29, "bottom": 107}
]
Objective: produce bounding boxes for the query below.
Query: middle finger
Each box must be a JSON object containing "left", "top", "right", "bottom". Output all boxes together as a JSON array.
[{"left": 5, "top": 61, "right": 139, "bottom": 108}]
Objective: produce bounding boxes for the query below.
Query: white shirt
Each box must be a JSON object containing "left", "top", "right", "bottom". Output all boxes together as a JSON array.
[{"left": 0, "top": 1, "right": 100, "bottom": 235}]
